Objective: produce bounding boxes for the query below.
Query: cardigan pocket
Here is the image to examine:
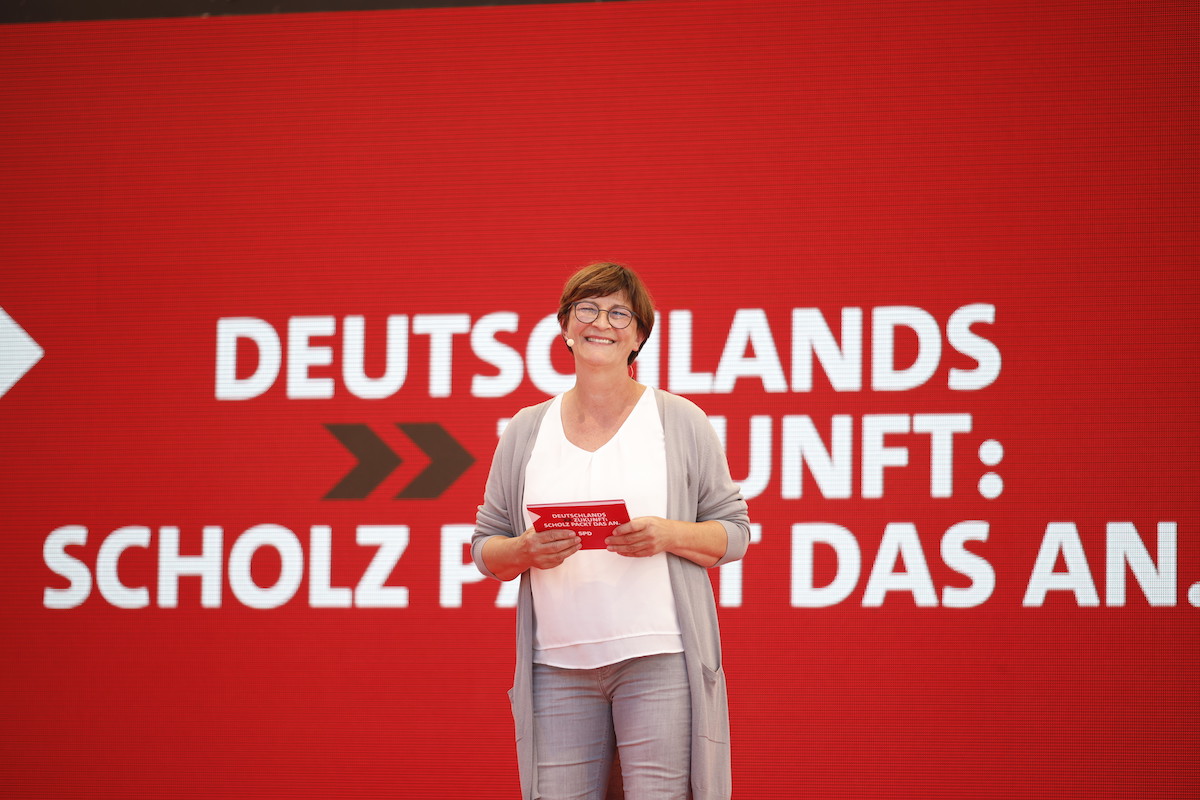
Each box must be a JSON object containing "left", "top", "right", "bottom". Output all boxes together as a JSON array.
[
  {"left": 695, "top": 663, "right": 733, "bottom": 799},
  {"left": 508, "top": 686, "right": 530, "bottom": 741},
  {"left": 697, "top": 663, "right": 730, "bottom": 744}
]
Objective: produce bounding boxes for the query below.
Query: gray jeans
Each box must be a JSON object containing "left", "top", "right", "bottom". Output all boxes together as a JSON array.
[{"left": 532, "top": 652, "right": 691, "bottom": 800}]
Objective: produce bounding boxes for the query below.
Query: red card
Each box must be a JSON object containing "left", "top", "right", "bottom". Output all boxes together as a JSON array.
[{"left": 528, "top": 499, "right": 631, "bottom": 550}]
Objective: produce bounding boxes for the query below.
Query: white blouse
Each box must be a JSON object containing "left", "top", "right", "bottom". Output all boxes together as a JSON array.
[{"left": 523, "top": 387, "right": 683, "bottom": 669}]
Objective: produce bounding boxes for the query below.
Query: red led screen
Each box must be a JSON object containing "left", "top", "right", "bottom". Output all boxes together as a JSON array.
[{"left": 0, "top": 1, "right": 1195, "bottom": 797}]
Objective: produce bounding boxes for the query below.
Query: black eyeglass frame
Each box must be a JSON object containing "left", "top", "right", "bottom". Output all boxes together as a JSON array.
[{"left": 571, "top": 301, "right": 639, "bottom": 329}]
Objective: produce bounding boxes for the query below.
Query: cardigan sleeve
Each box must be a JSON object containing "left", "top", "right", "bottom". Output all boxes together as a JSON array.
[
  {"left": 696, "top": 412, "right": 751, "bottom": 567},
  {"left": 471, "top": 401, "right": 551, "bottom": 581},
  {"left": 663, "top": 391, "right": 751, "bottom": 567},
  {"left": 471, "top": 408, "right": 529, "bottom": 581}
]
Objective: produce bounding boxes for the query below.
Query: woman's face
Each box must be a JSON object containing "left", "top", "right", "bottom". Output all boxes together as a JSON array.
[{"left": 564, "top": 290, "right": 644, "bottom": 368}]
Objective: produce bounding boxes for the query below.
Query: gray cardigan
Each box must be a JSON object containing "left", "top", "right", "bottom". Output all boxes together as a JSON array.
[{"left": 472, "top": 388, "right": 751, "bottom": 799}]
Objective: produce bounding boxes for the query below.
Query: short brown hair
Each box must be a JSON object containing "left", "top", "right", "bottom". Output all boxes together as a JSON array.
[{"left": 557, "top": 262, "right": 655, "bottom": 364}]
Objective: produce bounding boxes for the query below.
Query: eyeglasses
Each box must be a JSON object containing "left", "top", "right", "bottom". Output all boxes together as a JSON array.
[{"left": 572, "top": 301, "right": 637, "bottom": 329}]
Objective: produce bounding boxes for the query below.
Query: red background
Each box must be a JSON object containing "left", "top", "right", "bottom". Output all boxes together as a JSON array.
[{"left": 1, "top": 1, "right": 1196, "bottom": 797}]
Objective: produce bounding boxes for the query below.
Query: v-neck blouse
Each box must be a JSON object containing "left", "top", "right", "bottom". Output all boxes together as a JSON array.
[{"left": 522, "top": 388, "right": 682, "bottom": 669}]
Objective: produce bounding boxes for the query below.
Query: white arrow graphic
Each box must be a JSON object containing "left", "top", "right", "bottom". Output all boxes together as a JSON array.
[{"left": 0, "top": 306, "right": 44, "bottom": 398}]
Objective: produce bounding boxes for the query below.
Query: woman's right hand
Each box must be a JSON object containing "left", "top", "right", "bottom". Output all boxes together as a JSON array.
[
  {"left": 517, "top": 526, "right": 581, "bottom": 570},
  {"left": 482, "top": 526, "right": 581, "bottom": 581}
]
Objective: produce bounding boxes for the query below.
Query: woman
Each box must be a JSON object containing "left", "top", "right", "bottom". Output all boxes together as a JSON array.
[{"left": 472, "top": 262, "right": 750, "bottom": 800}]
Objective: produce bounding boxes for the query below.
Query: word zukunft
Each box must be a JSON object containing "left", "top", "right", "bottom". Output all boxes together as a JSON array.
[{"left": 215, "top": 305, "right": 999, "bottom": 400}]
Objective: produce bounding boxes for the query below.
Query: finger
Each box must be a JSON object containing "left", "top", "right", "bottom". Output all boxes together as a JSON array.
[
  {"left": 541, "top": 527, "right": 579, "bottom": 543},
  {"left": 546, "top": 533, "right": 582, "bottom": 553},
  {"left": 559, "top": 535, "right": 583, "bottom": 551},
  {"left": 546, "top": 541, "right": 581, "bottom": 566},
  {"left": 607, "top": 539, "right": 638, "bottom": 555},
  {"left": 528, "top": 530, "right": 573, "bottom": 551},
  {"left": 614, "top": 519, "right": 648, "bottom": 536},
  {"left": 606, "top": 537, "right": 640, "bottom": 553}
]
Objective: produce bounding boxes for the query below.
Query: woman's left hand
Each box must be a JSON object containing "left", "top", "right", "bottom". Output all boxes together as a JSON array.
[{"left": 607, "top": 516, "right": 678, "bottom": 558}]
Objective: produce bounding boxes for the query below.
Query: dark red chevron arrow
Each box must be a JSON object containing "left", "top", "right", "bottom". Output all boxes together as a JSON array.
[
  {"left": 324, "top": 422, "right": 474, "bottom": 500},
  {"left": 324, "top": 424, "right": 403, "bottom": 500},
  {"left": 394, "top": 422, "right": 475, "bottom": 499}
]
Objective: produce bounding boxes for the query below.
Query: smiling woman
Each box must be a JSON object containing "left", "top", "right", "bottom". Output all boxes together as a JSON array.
[{"left": 473, "top": 262, "right": 751, "bottom": 800}]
